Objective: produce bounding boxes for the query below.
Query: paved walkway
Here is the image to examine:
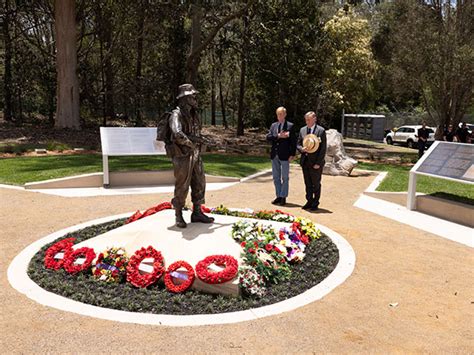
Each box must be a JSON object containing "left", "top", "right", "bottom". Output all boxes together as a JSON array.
[{"left": 1, "top": 168, "right": 473, "bottom": 353}]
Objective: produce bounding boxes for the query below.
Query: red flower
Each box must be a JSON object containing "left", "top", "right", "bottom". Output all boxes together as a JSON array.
[
  {"left": 300, "top": 235, "right": 309, "bottom": 245},
  {"left": 164, "top": 260, "right": 195, "bottom": 293},
  {"left": 273, "top": 246, "right": 283, "bottom": 254},
  {"left": 279, "top": 230, "right": 286, "bottom": 240},
  {"left": 195, "top": 255, "right": 238, "bottom": 284},
  {"left": 125, "top": 202, "right": 172, "bottom": 224},
  {"left": 125, "top": 210, "right": 142, "bottom": 224},
  {"left": 265, "top": 244, "right": 273, "bottom": 251},
  {"left": 141, "top": 207, "right": 158, "bottom": 218},
  {"left": 248, "top": 248, "right": 255, "bottom": 254},
  {"left": 200, "top": 205, "right": 211, "bottom": 213},
  {"left": 240, "top": 242, "right": 246, "bottom": 248},
  {"left": 275, "top": 209, "right": 293, "bottom": 216},
  {"left": 126, "top": 246, "right": 165, "bottom": 288},
  {"left": 44, "top": 238, "right": 75, "bottom": 270},
  {"left": 63, "top": 247, "right": 96, "bottom": 274},
  {"left": 253, "top": 241, "right": 258, "bottom": 248}
]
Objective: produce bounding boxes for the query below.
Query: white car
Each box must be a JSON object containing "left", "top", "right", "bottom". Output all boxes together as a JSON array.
[{"left": 385, "top": 125, "right": 435, "bottom": 148}]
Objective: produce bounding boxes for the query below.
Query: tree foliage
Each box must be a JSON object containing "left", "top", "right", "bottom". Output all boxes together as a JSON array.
[
  {"left": 323, "top": 7, "right": 377, "bottom": 113},
  {"left": 372, "top": 0, "right": 474, "bottom": 132},
  {"left": 1, "top": 0, "right": 472, "bottom": 133}
]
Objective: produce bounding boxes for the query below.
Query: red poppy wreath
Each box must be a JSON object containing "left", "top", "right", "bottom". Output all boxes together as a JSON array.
[
  {"left": 44, "top": 237, "right": 76, "bottom": 270},
  {"left": 63, "top": 247, "right": 96, "bottom": 274},
  {"left": 126, "top": 202, "right": 173, "bottom": 224},
  {"left": 164, "top": 260, "right": 195, "bottom": 293},
  {"left": 126, "top": 246, "right": 165, "bottom": 288},
  {"left": 195, "top": 255, "right": 238, "bottom": 284}
]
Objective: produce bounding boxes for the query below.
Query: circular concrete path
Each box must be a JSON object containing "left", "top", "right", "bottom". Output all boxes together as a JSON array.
[{"left": 1, "top": 167, "right": 473, "bottom": 353}]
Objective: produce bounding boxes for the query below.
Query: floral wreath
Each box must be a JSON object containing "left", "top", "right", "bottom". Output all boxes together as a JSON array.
[
  {"left": 239, "top": 265, "right": 266, "bottom": 297},
  {"left": 126, "top": 202, "right": 173, "bottom": 224},
  {"left": 63, "top": 247, "right": 96, "bottom": 274},
  {"left": 164, "top": 260, "right": 195, "bottom": 293},
  {"left": 195, "top": 255, "right": 238, "bottom": 284},
  {"left": 92, "top": 247, "right": 129, "bottom": 283},
  {"left": 44, "top": 237, "right": 76, "bottom": 270},
  {"left": 126, "top": 246, "right": 165, "bottom": 288}
]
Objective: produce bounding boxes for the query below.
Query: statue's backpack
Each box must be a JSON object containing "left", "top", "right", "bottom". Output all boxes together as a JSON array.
[{"left": 156, "top": 111, "right": 172, "bottom": 144}]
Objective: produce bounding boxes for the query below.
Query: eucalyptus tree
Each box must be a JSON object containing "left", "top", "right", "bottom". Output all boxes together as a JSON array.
[
  {"left": 247, "top": 1, "right": 331, "bottom": 128},
  {"left": 373, "top": 0, "right": 474, "bottom": 135}
]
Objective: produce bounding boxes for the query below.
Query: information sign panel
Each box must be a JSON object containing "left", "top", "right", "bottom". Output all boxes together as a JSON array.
[
  {"left": 100, "top": 127, "right": 166, "bottom": 156},
  {"left": 100, "top": 127, "right": 166, "bottom": 187},
  {"left": 407, "top": 141, "right": 473, "bottom": 210},
  {"left": 416, "top": 143, "right": 474, "bottom": 182}
]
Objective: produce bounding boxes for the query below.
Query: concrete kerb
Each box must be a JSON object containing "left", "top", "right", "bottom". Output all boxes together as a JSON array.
[
  {"left": 354, "top": 171, "right": 473, "bottom": 248},
  {"left": 7, "top": 211, "right": 356, "bottom": 327},
  {"left": 0, "top": 169, "right": 273, "bottom": 197}
]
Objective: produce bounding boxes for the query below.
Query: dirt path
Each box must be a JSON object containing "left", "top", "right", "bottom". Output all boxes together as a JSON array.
[{"left": 1, "top": 168, "right": 473, "bottom": 353}]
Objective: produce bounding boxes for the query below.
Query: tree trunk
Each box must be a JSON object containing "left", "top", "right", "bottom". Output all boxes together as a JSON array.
[
  {"left": 47, "top": 81, "right": 55, "bottom": 126},
  {"left": 97, "top": 1, "right": 115, "bottom": 126},
  {"left": 211, "top": 53, "right": 216, "bottom": 125},
  {"left": 237, "top": 7, "right": 249, "bottom": 136},
  {"left": 135, "top": 0, "right": 145, "bottom": 126},
  {"left": 168, "top": 5, "right": 186, "bottom": 100},
  {"left": 186, "top": 4, "right": 202, "bottom": 85},
  {"left": 219, "top": 79, "right": 227, "bottom": 129},
  {"left": 97, "top": 2, "right": 106, "bottom": 126},
  {"left": 102, "top": 6, "right": 115, "bottom": 122},
  {"left": 54, "top": 0, "right": 80, "bottom": 129},
  {"left": 134, "top": 0, "right": 146, "bottom": 126},
  {"left": 17, "top": 78, "right": 23, "bottom": 124},
  {"left": 3, "top": 0, "right": 13, "bottom": 122}
]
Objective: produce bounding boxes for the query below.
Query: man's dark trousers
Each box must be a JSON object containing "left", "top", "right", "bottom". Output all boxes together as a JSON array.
[
  {"left": 302, "top": 161, "right": 323, "bottom": 208},
  {"left": 418, "top": 140, "right": 426, "bottom": 159}
]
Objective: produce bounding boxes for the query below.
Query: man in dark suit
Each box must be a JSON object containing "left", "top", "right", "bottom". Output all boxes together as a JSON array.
[
  {"left": 266, "top": 106, "right": 297, "bottom": 206},
  {"left": 416, "top": 122, "right": 430, "bottom": 159},
  {"left": 297, "top": 111, "right": 327, "bottom": 211}
]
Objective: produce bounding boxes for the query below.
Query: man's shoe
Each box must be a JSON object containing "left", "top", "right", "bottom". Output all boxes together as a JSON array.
[
  {"left": 175, "top": 210, "right": 187, "bottom": 228},
  {"left": 302, "top": 202, "right": 312, "bottom": 210},
  {"left": 191, "top": 205, "right": 215, "bottom": 223},
  {"left": 309, "top": 205, "right": 319, "bottom": 211},
  {"left": 272, "top": 197, "right": 282, "bottom": 205},
  {"left": 278, "top": 198, "right": 286, "bottom": 206}
]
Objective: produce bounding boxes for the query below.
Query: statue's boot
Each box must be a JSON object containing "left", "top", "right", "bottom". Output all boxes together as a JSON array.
[
  {"left": 175, "top": 209, "right": 187, "bottom": 228},
  {"left": 191, "top": 205, "right": 214, "bottom": 223}
]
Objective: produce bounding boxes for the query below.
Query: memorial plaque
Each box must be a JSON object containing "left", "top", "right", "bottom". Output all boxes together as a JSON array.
[
  {"left": 417, "top": 142, "right": 474, "bottom": 183},
  {"left": 100, "top": 127, "right": 166, "bottom": 156}
]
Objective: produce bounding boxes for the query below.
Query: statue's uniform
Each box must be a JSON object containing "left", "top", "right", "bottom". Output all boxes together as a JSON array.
[{"left": 166, "top": 106, "right": 206, "bottom": 210}]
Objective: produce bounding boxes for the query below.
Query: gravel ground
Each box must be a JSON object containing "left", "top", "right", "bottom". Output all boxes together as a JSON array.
[{"left": 1, "top": 167, "right": 473, "bottom": 353}]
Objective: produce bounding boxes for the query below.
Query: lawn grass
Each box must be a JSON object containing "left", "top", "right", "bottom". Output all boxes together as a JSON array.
[
  {"left": 358, "top": 162, "right": 474, "bottom": 204},
  {"left": 0, "top": 153, "right": 271, "bottom": 185}
]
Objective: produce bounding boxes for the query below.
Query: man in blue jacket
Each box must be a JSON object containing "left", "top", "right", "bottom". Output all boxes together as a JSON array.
[
  {"left": 266, "top": 106, "right": 297, "bottom": 206},
  {"left": 297, "top": 111, "right": 327, "bottom": 211}
]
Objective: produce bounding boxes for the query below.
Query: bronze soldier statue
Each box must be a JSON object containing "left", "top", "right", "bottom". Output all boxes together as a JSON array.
[{"left": 164, "top": 84, "right": 214, "bottom": 228}]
